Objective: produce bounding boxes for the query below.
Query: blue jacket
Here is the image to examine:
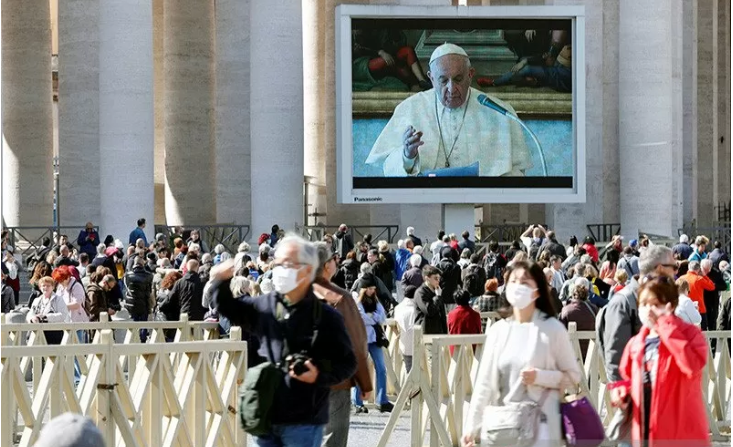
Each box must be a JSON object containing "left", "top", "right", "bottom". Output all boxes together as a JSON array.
[
  {"left": 213, "top": 281, "right": 356, "bottom": 425},
  {"left": 77, "top": 229, "right": 100, "bottom": 257},
  {"left": 129, "top": 227, "right": 148, "bottom": 246},
  {"left": 688, "top": 250, "right": 707, "bottom": 263},
  {"left": 394, "top": 248, "right": 411, "bottom": 282}
]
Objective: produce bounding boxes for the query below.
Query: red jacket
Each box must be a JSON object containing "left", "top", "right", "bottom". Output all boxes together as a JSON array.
[
  {"left": 619, "top": 314, "right": 710, "bottom": 447},
  {"left": 583, "top": 243, "right": 599, "bottom": 263},
  {"left": 447, "top": 305, "right": 482, "bottom": 355},
  {"left": 680, "top": 271, "right": 715, "bottom": 313}
]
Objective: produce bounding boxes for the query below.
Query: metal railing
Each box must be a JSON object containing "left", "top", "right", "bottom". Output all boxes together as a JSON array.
[
  {"left": 586, "top": 223, "right": 621, "bottom": 242},
  {"left": 296, "top": 224, "right": 400, "bottom": 243},
  {"left": 474, "top": 224, "right": 547, "bottom": 243},
  {"left": 154, "top": 224, "right": 250, "bottom": 252},
  {"left": 679, "top": 225, "right": 732, "bottom": 249},
  {"left": 3, "top": 225, "right": 99, "bottom": 262}
]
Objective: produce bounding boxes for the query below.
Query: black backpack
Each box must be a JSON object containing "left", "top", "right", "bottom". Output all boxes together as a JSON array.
[
  {"left": 463, "top": 264, "right": 484, "bottom": 297},
  {"left": 484, "top": 252, "right": 506, "bottom": 284},
  {"left": 529, "top": 241, "right": 541, "bottom": 261},
  {"left": 238, "top": 297, "right": 322, "bottom": 436}
]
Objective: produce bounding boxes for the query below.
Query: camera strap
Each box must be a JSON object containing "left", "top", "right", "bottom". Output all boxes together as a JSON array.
[{"left": 273, "top": 293, "right": 322, "bottom": 366}]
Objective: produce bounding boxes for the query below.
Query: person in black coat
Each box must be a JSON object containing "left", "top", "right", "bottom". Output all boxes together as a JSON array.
[
  {"left": 437, "top": 246, "right": 462, "bottom": 305},
  {"left": 168, "top": 259, "right": 207, "bottom": 321},
  {"left": 401, "top": 255, "right": 425, "bottom": 289},
  {"left": 539, "top": 231, "right": 567, "bottom": 261},
  {"left": 413, "top": 265, "right": 448, "bottom": 335},
  {"left": 123, "top": 257, "right": 154, "bottom": 342},
  {"left": 339, "top": 252, "right": 360, "bottom": 290}
]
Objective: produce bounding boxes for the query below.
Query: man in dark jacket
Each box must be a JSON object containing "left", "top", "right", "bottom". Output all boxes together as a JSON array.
[
  {"left": 437, "top": 246, "right": 462, "bottom": 307},
  {"left": 539, "top": 231, "right": 567, "bottom": 261},
  {"left": 212, "top": 236, "right": 356, "bottom": 447},
  {"left": 414, "top": 265, "right": 448, "bottom": 335},
  {"left": 333, "top": 224, "right": 354, "bottom": 260},
  {"left": 457, "top": 230, "right": 476, "bottom": 255},
  {"left": 54, "top": 245, "right": 79, "bottom": 268},
  {"left": 401, "top": 255, "right": 424, "bottom": 289},
  {"left": 168, "top": 259, "right": 207, "bottom": 321},
  {"left": 76, "top": 222, "right": 100, "bottom": 259},
  {"left": 708, "top": 240, "right": 729, "bottom": 270},
  {"left": 461, "top": 254, "right": 487, "bottom": 298},
  {"left": 703, "top": 258, "right": 728, "bottom": 332},
  {"left": 123, "top": 257, "right": 154, "bottom": 342}
]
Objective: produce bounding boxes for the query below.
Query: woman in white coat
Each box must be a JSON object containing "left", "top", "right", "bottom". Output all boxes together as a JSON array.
[{"left": 462, "top": 260, "right": 581, "bottom": 447}]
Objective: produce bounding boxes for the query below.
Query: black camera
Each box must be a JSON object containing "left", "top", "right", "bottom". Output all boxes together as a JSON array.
[{"left": 285, "top": 352, "right": 311, "bottom": 376}]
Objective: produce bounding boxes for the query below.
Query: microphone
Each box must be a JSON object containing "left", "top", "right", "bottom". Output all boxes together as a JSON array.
[
  {"left": 476, "top": 93, "right": 548, "bottom": 176},
  {"left": 477, "top": 94, "right": 509, "bottom": 115}
]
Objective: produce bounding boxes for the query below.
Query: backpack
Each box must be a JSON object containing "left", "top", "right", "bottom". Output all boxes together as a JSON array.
[
  {"left": 463, "top": 264, "right": 484, "bottom": 297},
  {"left": 484, "top": 252, "right": 506, "bottom": 284},
  {"left": 239, "top": 296, "right": 322, "bottom": 436},
  {"left": 529, "top": 241, "right": 541, "bottom": 261}
]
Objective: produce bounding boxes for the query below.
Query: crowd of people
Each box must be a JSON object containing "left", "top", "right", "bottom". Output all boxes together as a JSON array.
[{"left": 1, "top": 221, "right": 729, "bottom": 447}]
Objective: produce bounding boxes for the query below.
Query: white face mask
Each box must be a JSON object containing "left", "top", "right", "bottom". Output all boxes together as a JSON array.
[
  {"left": 505, "top": 283, "right": 537, "bottom": 310},
  {"left": 638, "top": 305, "right": 668, "bottom": 328},
  {"left": 272, "top": 266, "right": 304, "bottom": 294}
]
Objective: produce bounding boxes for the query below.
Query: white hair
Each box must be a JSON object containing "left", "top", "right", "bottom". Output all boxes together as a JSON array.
[
  {"left": 409, "top": 254, "right": 422, "bottom": 268},
  {"left": 260, "top": 278, "right": 274, "bottom": 294},
  {"left": 220, "top": 252, "right": 232, "bottom": 262},
  {"left": 688, "top": 260, "right": 701, "bottom": 272},
  {"left": 360, "top": 263, "right": 373, "bottom": 275},
  {"left": 406, "top": 226, "right": 415, "bottom": 236},
  {"left": 377, "top": 240, "right": 389, "bottom": 252},
  {"left": 230, "top": 276, "right": 251, "bottom": 297},
  {"left": 720, "top": 260, "right": 730, "bottom": 270},
  {"left": 639, "top": 245, "right": 673, "bottom": 275},
  {"left": 397, "top": 239, "right": 405, "bottom": 249},
  {"left": 413, "top": 245, "right": 424, "bottom": 255},
  {"left": 201, "top": 253, "right": 212, "bottom": 264},
  {"left": 701, "top": 259, "right": 713, "bottom": 270},
  {"left": 238, "top": 242, "right": 251, "bottom": 253},
  {"left": 274, "top": 235, "right": 319, "bottom": 282},
  {"left": 214, "top": 244, "right": 226, "bottom": 255},
  {"left": 679, "top": 234, "right": 689, "bottom": 244},
  {"left": 189, "top": 243, "right": 201, "bottom": 254},
  {"left": 96, "top": 243, "right": 106, "bottom": 255},
  {"left": 574, "top": 276, "right": 590, "bottom": 289},
  {"left": 259, "top": 244, "right": 271, "bottom": 254}
]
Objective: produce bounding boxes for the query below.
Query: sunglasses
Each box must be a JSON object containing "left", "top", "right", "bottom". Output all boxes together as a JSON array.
[{"left": 641, "top": 274, "right": 676, "bottom": 285}]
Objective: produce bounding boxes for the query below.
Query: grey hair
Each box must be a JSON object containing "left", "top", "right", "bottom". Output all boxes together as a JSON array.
[
  {"left": 230, "top": 276, "right": 251, "bottom": 297},
  {"left": 314, "top": 241, "right": 332, "bottom": 277},
  {"left": 189, "top": 243, "right": 201, "bottom": 253},
  {"left": 574, "top": 276, "right": 590, "bottom": 289},
  {"left": 414, "top": 245, "right": 424, "bottom": 255},
  {"left": 409, "top": 254, "right": 422, "bottom": 268},
  {"left": 360, "top": 263, "right": 373, "bottom": 275},
  {"left": 96, "top": 243, "right": 106, "bottom": 255},
  {"left": 688, "top": 260, "right": 701, "bottom": 272},
  {"left": 201, "top": 253, "right": 212, "bottom": 264},
  {"left": 275, "top": 234, "right": 320, "bottom": 282},
  {"left": 214, "top": 244, "right": 226, "bottom": 255},
  {"left": 639, "top": 245, "right": 673, "bottom": 275},
  {"left": 220, "top": 252, "right": 232, "bottom": 262},
  {"left": 397, "top": 239, "right": 405, "bottom": 249},
  {"left": 238, "top": 242, "right": 251, "bottom": 253},
  {"left": 701, "top": 259, "right": 713, "bottom": 270}
]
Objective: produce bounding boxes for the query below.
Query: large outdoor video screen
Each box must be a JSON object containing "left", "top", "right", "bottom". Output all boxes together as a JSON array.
[{"left": 336, "top": 5, "right": 586, "bottom": 204}]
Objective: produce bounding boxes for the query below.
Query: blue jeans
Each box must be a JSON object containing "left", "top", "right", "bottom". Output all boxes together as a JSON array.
[
  {"left": 131, "top": 313, "right": 148, "bottom": 343},
  {"left": 254, "top": 424, "right": 325, "bottom": 447},
  {"left": 352, "top": 342, "right": 388, "bottom": 406},
  {"left": 73, "top": 330, "right": 88, "bottom": 384}
]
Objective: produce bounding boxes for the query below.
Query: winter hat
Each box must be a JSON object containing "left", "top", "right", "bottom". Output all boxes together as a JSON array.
[{"left": 33, "top": 412, "right": 105, "bottom": 447}]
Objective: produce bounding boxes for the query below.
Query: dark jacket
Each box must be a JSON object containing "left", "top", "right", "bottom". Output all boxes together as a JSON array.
[
  {"left": 1, "top": 282, "right": 14, "bottom": 313},
  {"left": 559, "top": 299, "right": 598, "bottom": 358},
  {"left": 86, "top": 282, "right": 108, "bottom": 322},
  {"left": 339, "top": 258, "right": 360, "bottom": 290},
  {"left": 77, "top": 230, "right": 100, "bottom": 258},
  {"left": 334, "top": 231, "right": 354, "bottom": 259},
  {"left": 213, "top": 281, "right": 357, "bottom": 425},
  {"left": 408, "top": 235, "right": 423, "bottom": 248},
  {"left": 168, "top": 271, "right": 207, "bottom": 321},
  {"left": 597, "top": 279, "right": 641, "bottom": 382},
  {"left": 54, "top": 256, "right": 79, "bottom": 268},
  {"left": 709, "top": 249, "right": 729, "bottom": 269},
  {"left": 540, "top": 239, "right": 567, "bottom": 261},
  {"left": 351, "top": 273, "right": 396, "bottom": 313},
  {"left": 413, "top": 283, "right": 448, "bottom": 335},
  {"left": 461, "top": 263, "right": 487, "bottom": 297},
  {"left": 123, "top": 266, "right": 154, "bottom": 316},
  {"left": 672, "top": 242, "right": 694, "bottom": 261},
  {"left": 437, "top": 252, "right": 462, "bottom": 305},
  {"left": 372, "top": 257, "right": 394, "bottom": 290},
  {"left": 401, "top": 266, "right": 424, "bottom": 289},
  {"left": 458, "top": 238, "right": 476, "bottom": 254}
]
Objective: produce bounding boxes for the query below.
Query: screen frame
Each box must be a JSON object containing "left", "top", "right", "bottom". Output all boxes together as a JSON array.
[{"left": 336, "top": 4, "right": 586, "bottom": 205}]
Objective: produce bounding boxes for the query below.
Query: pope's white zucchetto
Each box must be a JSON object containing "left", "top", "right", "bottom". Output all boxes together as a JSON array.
[{"left": 429, "top": 43, "right": 469, "bottom": 65}]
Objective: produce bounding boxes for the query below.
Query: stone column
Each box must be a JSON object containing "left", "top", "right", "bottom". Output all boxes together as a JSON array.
[
  {"left": 618, "top": 0, "right": 678, "bottom": 237},
  {"left": 99, "top": 1, "right": 154, "bottom": 241},
  {"left": 164, "top": 0, "right": 216, "bottom": 225},
  {"left": 153, "top": 0, "right": 166, "bottom": 225},
  {"left": 681, "top": 0, "right": 697, "bottom": 225},
  {"left": 58, "top": 0, "right": 100, "bottom": 227},
  {"left": 250, "top": 0, "right": 304, "bottom": 234},
  {"left": 215, "top": 0, "right": 251, "bottom": 226},
  {"left": 548, "top": 0, "right": 605, "bottom": 241},
  {"left": 1, "top": 0, "right": 54, "bottom": 227},
  {"left": 695, "top": 0, "right": 716, "bottom": 226},
  {"left": 717, "top": 0, "right": 731, "bottom": 211}
]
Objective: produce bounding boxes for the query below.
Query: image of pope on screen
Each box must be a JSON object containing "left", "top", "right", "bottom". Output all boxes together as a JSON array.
[{"left": 365, "top": 43, "right": 533, "bottom": 178}]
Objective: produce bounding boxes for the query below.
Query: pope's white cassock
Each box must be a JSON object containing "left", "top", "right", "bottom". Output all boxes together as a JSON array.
[{"left": 365, "top": 87, "right": 533, "bottom": 177}]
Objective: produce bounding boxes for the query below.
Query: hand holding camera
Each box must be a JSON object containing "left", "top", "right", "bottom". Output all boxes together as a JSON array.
[{"left": 286, "top": 353, "right": 319, "bottom": 384}]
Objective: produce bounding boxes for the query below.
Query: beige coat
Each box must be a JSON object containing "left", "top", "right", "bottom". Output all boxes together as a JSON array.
[{"left": 464, "top": 309, "right": 581, "bottom": 445}]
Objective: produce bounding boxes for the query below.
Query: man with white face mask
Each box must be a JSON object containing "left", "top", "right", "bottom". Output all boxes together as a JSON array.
[{"left": 211, "top": 235, "right": 357, "bottom": 447}]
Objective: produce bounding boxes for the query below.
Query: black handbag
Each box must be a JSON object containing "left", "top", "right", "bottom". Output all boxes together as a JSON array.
[{"left": 374, "top": 324, "right": 389, "bottom": 348}]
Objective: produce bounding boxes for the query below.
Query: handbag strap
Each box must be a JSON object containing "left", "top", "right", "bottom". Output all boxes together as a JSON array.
[{"left": 502, "top": 375, "right": 552, "bottom": 407}]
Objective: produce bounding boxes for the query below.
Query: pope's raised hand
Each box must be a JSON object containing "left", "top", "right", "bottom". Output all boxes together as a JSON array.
[{"left": 403, "top": 126, "right": 424, "bottom": 159}]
